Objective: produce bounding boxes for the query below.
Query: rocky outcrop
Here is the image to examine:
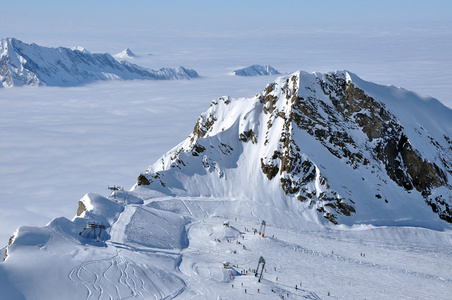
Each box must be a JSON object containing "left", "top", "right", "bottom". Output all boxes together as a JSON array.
[
  {"left": 317, "top": 73, "right": 447, "bottom": 193},
  {"left": 137, "top": 174, "right": 151, "bottom": 186},
  {"left": 76, "top": 201, "right": 87, "bottom": 217},
  {"left": 3, "top": 234, "right": 15, "bottom": 261}
]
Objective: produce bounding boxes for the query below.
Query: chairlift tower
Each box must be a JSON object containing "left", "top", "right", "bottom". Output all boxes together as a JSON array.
[
  {"left": 255, "top": 256, "right": 266, "bottom": 282},
  {"left": 259, "top": 220, "right": 266, "bottom": 237},
  {"left": 108, "top": 185, "right": 120, "bottom": 200},
  {"left": 87, "top": 223, "right": 106, "bottom": 240}
]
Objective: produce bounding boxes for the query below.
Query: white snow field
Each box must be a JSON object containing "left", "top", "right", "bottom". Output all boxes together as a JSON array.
[{"left": 1, "top": 191, "right": 451, "bottom": 299}]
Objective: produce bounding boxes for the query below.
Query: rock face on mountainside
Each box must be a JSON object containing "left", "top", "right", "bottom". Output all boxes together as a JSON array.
[
  {"left": 0, "top": 38, "right": 198, "bottom": 87},
  {"left": 137, "top": 70, "right": 452, "bottom": 225},
  {"left": 233, "top": 64, "right": 280, "bottom": 76}
]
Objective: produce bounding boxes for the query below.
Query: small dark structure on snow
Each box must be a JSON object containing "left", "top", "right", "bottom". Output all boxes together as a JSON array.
[{"left": 259, "top": 220, "right": 266, "bottom": 237}]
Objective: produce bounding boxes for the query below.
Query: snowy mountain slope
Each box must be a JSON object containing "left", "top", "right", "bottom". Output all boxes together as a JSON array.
[
  {"left": 233, "top": 65, "right": 280, "bottom": 76},
  {"left": 137, "top": 70, "right": 452, "bottom": 227},
  {"left": 0, "top": 38, "right": 198, "bottom": 87}
]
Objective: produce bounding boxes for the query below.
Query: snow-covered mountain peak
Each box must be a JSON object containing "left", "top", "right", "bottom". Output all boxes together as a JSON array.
[
  {"left": 71, "top": 46, "right": 90, "bottom": 54},
  {"left": 114, "top": 48, "right": 136, "bottom": 59},
  {"left": 137, "top": 70, "right": 452, "bottom": 227}
]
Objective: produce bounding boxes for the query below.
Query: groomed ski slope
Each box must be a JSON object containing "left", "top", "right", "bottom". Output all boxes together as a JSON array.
[{"left": 2, "top": 191, "right": 451, "bottom": 299}]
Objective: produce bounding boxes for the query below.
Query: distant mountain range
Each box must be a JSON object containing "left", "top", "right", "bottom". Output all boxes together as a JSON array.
[
  {"left": 0, "top": 38, "right": 198, "bottom": 87},
  {"left": 233, "top": 64, "right": 280, "bottom": 76}
]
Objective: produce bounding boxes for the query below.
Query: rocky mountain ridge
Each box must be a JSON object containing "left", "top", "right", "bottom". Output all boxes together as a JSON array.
[{"left": 137, "top": 70, "right": 452, "bottom": 226}]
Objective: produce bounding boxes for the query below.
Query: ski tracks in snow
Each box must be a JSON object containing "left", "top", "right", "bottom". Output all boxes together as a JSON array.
[
  {"left": 67, "top": 203, "right": 187, "bottom": 300},
  {"left": 68, "top": 250, "right": 184, "bottom": 300}
]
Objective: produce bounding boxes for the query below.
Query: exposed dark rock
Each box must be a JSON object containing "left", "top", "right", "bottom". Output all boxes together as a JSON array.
[
  {"left": 239, "top": 129, "right": 257, "bottom": 144},
  {"left": 192, "top": 113, "right": 217, "bottom": 139},
  {"left": 3, "top": 248, "right": 8, "bottom": 262},
  {"left": 76, "top": 201, "right": 87, "bottom": 217},
  {"left": 426, "top": 196, "right": 452, "bottom": 223},
  {"left": 261, "top": 158, "right": 279, "bottom": 180},
  {"left": 137, "top": 174, "right": 150, "bottom": 186},
  {"left": 192, "top": 143, "right": 206, "bottom": 156},
  {"left": 8, "top": 235, "right": 15, "bottom": 246}
]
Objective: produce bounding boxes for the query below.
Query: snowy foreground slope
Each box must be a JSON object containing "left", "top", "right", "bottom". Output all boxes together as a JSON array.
[
  {"left": 0, "top": 38, "right": 198, "bottom": 87},
  {"left": 1, "top": 71, "right": 452, "bottom": 299}
]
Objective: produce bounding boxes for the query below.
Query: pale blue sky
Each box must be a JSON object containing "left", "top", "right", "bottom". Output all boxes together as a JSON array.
[
  {"left": 4, "top": 0, "right": 451, "bottom": 21},
  {"left": 2, "top": 0, "right": 451, "bottom": 34}
]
